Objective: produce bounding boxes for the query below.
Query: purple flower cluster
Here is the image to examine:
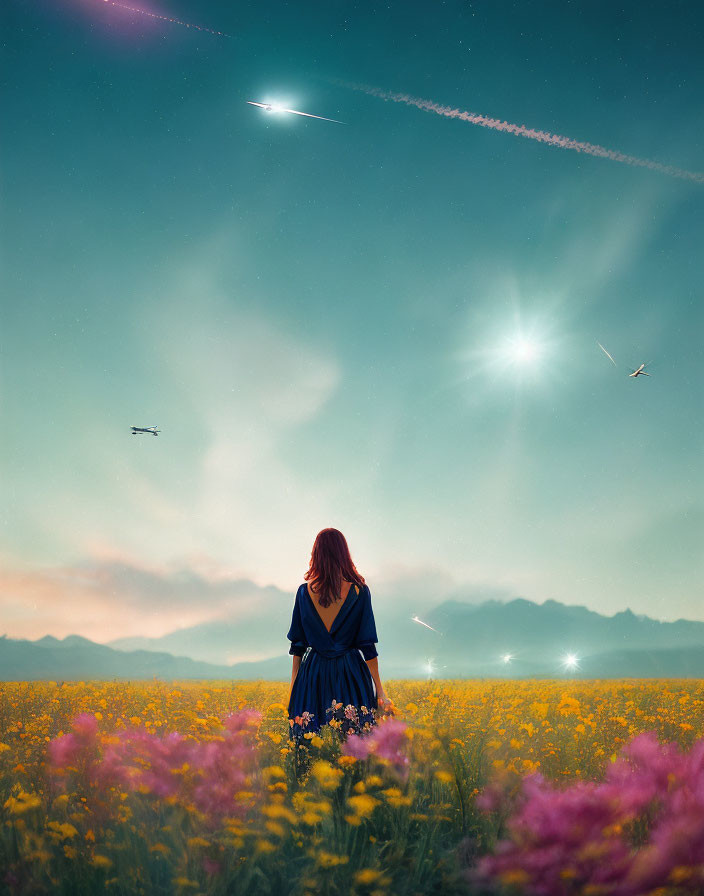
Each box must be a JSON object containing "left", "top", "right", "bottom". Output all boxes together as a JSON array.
[
  {"left": 473, "top": 731, "right": 704, "bottom": 895},
  {"left": 342, "top": 718, "right": 410, "bottom": 782},
  {"left": 48, "top": 710, "right": 262, "bottom": 828}
]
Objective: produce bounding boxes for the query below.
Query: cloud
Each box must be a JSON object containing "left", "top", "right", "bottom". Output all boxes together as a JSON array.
[
  {"left": 0, "top": 556, "right": 519, "bottom": 648},
  {"left": 3, "top": 230, "right": 344, "bottom": 586},
  {"left": 0, "top": 558, "right": 290, "bottom": 643}
]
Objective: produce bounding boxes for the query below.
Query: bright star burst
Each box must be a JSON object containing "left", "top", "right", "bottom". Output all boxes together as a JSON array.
[{"left": 562, "top": 652, "right": 579, "bottom": 671}]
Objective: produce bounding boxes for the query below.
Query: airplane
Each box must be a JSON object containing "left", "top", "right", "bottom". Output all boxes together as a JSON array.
[
  {"left": 131, "top": 425, "right": 160, "bottom": 436},
  {"left": 246, "top": 101, "right": 344, "bottom": 124},
  {"left": 629, "top": 363, "right": 651, "bottom": 378}
]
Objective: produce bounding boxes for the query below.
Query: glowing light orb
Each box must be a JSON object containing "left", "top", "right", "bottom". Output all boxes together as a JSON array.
[
  {"left": 424, "top": 659, "right": 436, "bottom": 677},
  {"left": 562, "top": 653, "right": 579, "bottom": 670},
  {"left": 502, "top": 653, "right": 513, "bottom": 664},
  {"left": 508, "top": 337, "right": 540, "bottom": 363}
]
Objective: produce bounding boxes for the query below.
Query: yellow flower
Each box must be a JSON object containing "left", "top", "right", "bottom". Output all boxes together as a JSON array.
[
  {"left": 4, "top": 791, "right": 41, "bottom": 815},
  {"left": 434, "top": 770, "right": 454, "bottom": 783},
  {"left": 316, "top": 851, "right": 349, "bottom": 868},
  {"left": 48, "top": 821, "right": 78, "bottom": 840},
  {"left": 347, "top": 794, "right": 380, "bottom": 818},
  {"left": 150, "top": 843, "right": 170, "bottom": 855},
  {"left": 255, "top": 839, "right": 276, "bottom": 854},
  {"left": 344, "top": 814, "right": 362, "bottom": 826},
  {"left": 187, "top": 837, "right": 210, "bottom": 848},
  {"left": 267, "top": 781, "right": 287, "bottom": 793},
  {"left": 0, "top": 743, "right": 11, "bottom": 752},
  {"left": 262, "top": 803, "right": 297, "bottom": 824},
  {"left": 354, "top": 869, "right": 384, "bottom": 884},
  {"left": 173, "top": 878, "right": 199, "bottom": 888},
  {"left": 91, "top": 854, "right": 112, "bottom": 869},
  {"left": 310, "top": 760, "right": 343, "bottom": 790},
  {"left": 386, "top": 794, "right": 412, "bottom": 808},
  {"left": 262, "top": 765, "right": 286, "bottom": 781}
]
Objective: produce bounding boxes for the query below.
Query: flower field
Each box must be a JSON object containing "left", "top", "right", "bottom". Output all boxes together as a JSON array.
[{"left": 2, "top": 679, "right": 704, "bottom": 895}]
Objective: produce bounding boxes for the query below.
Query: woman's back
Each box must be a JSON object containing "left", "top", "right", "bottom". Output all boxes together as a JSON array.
[
  {"left": 286, "top": 527, "right": 388, "bottom": 741},
  {"left": 306, "top": 580, "right": 353, "bottom": 633}
]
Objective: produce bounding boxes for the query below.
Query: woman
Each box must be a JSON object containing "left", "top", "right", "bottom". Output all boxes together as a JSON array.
[{"left": 286, "top": 528, "right": 392, "bottom": 741}]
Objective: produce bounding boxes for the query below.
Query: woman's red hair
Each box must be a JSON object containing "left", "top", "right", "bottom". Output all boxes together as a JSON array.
[{"left": 304, "top": 528, "right": 365, "bottom": 608}]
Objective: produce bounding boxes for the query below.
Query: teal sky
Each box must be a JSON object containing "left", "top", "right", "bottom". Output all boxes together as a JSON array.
[{"left": 2, "top": 0, "right": 702, "bottom": 642}]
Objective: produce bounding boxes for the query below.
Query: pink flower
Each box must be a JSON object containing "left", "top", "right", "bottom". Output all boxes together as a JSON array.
[
  {"left": 473, "top": 731, "right": 704, "bottom": 896},
  {"left": 202, "top": 856, "right": 222, "bottom": 875},
  {"left": 47, "top": 709, "right": 263, "bottom": 827},
  {"left": 342, "top": 718, "right": 409, "bottom": 780}
]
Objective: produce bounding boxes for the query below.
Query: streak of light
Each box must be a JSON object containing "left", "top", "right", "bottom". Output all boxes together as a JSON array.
[
  {"left": 597, "top": 341, "right": 618, "bottom": 366},
  {"left": 102, "top": 0, "right": 231, "bottom": 37},
  {"left": 411, "top": 614, "right": 440, "bottom": 633}
]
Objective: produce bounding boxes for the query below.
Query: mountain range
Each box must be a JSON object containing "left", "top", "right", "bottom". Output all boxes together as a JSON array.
[{"left": 3, "top": 597, "right": 704, "bottom": 680}]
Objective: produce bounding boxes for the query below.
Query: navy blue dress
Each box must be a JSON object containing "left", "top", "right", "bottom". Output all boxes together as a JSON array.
[{"left": 287, "top": 582, "right": 379, "bottom": 740}]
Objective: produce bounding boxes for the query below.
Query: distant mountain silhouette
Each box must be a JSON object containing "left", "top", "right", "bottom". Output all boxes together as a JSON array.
[
  {"left": 5, "top": 597, "right": 704, "bottom": 680},
  {"left": 416, "top": 598, "right": 704, "bottom": 676},
  {"left": 0, "top": 634, "right": 290, "bottom": 681}
]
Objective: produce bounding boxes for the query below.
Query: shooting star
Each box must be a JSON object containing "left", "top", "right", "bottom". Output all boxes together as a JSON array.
[
  {"left": 247, "top": 101, "right": 344, "bottom": 124},
  {"left": 341, "top": 82, "right": 704, "bottom": 185},
  {"left": 597, "top": 341, "right": 617, "bottom": 367},
  {"left": 411, "top": 615, "right": 441, "bottom": 633},
  {"left": 101, "top": 0, "right": 230, "bottom": 37}
]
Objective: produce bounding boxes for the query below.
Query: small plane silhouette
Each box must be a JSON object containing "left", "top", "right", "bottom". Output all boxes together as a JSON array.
[
  {"left": 131, "top": 425, "right": 160, "bottom": 436},
  {"left": 598, "top": 344, "right": 653, "bottom": 379},
  {"left": 629, "top": 363, "right": 651, "bottom": 378},
  {"left": 246, "top": 101, "right": 344, "bottom": 124}
]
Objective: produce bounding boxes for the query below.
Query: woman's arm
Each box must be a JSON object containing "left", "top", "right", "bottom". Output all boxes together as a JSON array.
[
  {"left": 287, "top": 655, "right": 301, "bottom": 704},
  {"left": 365, "top": 656, "right": 389, "bottom": 706}
]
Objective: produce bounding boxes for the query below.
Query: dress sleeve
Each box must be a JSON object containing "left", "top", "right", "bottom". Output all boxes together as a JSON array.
[
  {"left": 286, "top": 589, "right": 308, "bottom": 657},
  {"left": 354, "top": 584, "right": 379, "bottom": 660}
]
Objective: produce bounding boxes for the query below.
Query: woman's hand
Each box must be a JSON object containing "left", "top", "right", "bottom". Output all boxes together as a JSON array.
[{"left": 378, "top": 693, "right": 395, "bottom": 715}]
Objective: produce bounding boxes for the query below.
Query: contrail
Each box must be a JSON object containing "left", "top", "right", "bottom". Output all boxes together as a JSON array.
[
  {"left": 101, "top": 0, "right": 231, "bottom": 37},
  {"left": 343, "top": 82, "right": 704, "bottom": 185},
  {"left": 597, "top": 342, "right": 617, "bottom": 366}
]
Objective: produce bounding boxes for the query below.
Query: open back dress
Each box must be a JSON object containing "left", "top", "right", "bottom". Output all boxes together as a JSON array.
[{"left": 287, "top": 581, "right": 379, "bottom": 740}]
